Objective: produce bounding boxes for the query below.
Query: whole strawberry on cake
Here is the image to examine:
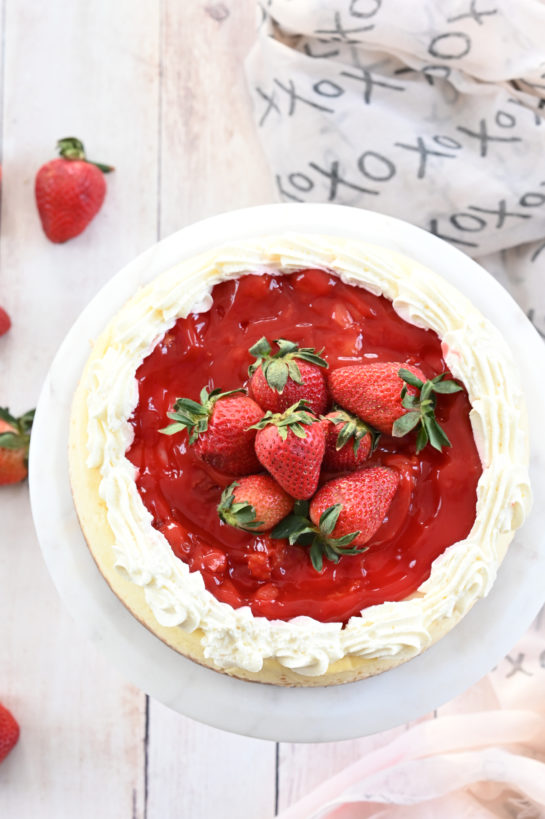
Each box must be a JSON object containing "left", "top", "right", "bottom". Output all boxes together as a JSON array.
[{"left": 69, "top": 235, "right": 531, "bottom": 686}]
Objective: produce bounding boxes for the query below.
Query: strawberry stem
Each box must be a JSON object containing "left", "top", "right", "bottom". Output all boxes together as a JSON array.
[
  {"left": 218, "top": 482, "right": 264, "bottom": 531},
  {"left": 248, "top": 337, "right": 328, "bottom": 394},
  {"left": 392, "top": 369, "right": 462, "bottom": 453},
  {"left": 56, "top": 137, "right": 114, "bottom": 173},
  {"left": 325, "top": 407, "right": 380, "bottom": 455},
  {"left": 0, "top": 407, "right": 35, "bottom": 464},
  {"left": 161, "top": 386, "right": 244, "bottom": 444},
  {"left": 271, "top": 500, "right": 362, "bottom": 572},
  {"left": 90, "top": 161, "right": 115, "bottom": 173},
  {"left": 248, "top": 400, "right": 318, "bottom": 441}
]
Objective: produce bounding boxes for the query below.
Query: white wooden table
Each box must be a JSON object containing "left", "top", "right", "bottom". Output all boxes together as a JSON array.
[{"left": 0, "top": 2, "right": 503, "bottom": 816}]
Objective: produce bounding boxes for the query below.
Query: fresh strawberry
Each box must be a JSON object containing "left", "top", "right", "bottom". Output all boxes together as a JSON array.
[
  {"left": 329, "top": 362, "right": 461, "bottom": 451},
  {"left": 329, "top": 362, "right": 424, "bottom": 435},
  {"left": 0, "top": 408, "right": 34, "bottom": 485},
  {"left": 218, "top": 474, "right": 294, "bottom": 532},
  {"left": 310, "top": 467, "right": 399, "bottom": 545},
  {"left": 35, "top": 137, "right": 114, "bottom": 243},
  {"left": 0, "top": 703, "right": 20, "bottom": 763},
  {"left": 0, "top": 307, "right": 11, "bottom": 336},
  {"left": 161, "top": 387, "right": 262, "bottom": 476},
  {"left": 271, "top": 498, "right": 359, "bottom": 572},
  {"left": 251, "top": 401, "right": 326, "bottom": 500},
  {"left": 322, "top": 408, "right": 377, "bottom": 472},
  {"left": 248, "top": 337, "right": 329, "bottom": 414},
  {"left": 273, "top": 466, "right": 399, "bottom": 572}
]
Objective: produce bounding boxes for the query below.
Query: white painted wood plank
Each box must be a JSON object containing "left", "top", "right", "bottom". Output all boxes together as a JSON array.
[
  {"left": 147, "top": 701, "right": 276, "bottom": 819},
  {"left": 159, "top": 0, "right": 275, "bottom": 237},
  {"left": 1, "top": 0, "right": 161, "bottom": 381},
  {"left": 0, "top": 0, "right": 160, "bottom": 815},
  {"left": 0, "top": 490, "right": 147, "bottom": 818},
  {"left": 146, "top": 3, "right": 277, "bottom": 817}
]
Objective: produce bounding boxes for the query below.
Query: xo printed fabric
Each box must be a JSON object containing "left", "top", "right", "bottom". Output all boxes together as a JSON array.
[{"left": 246, "top": 0, "right": 545, "bottom": 337}]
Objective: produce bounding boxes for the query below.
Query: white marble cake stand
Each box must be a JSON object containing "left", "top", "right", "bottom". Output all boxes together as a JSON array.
[{"left": 29, "top": 203, "right": 545, "bottom": 743}]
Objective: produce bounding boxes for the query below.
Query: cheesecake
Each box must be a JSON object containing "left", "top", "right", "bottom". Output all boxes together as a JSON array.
[{"left": 69, "top": 235, "right": 531, "bottom": 685}]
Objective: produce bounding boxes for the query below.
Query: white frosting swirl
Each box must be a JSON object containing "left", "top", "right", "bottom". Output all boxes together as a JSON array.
[{"left": 84, "top": 235, "right": 531, "bottom": 676}]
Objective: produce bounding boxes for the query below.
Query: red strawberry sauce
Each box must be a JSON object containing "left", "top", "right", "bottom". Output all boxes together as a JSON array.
[{"left": 126, "top": 269, "right": 482, "bottom": 624}]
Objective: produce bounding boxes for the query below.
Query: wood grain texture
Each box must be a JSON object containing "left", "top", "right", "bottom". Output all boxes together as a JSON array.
[
  {"left": 1, "top": 0, "right": 161, "bottom": 396},
  {"left": 147, "top": 700, "right": 276, "bottom": 819},
  {"left": 0, "top": 0, "right": 158, "bottom": 815},
  {"left": 0, "top": 492, "right": 148, "bottom": 818},
  {"left": 159, "top": 0, "right": 275, "bottom": 236}
]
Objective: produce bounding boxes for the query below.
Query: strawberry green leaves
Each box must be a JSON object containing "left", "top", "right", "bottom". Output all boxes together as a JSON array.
[
  {"left": 393, "top": 369, "right": 462, "bottom": 453},
  {"left": 328, "top": 407, "right": 379, "bottom": 456},
  {"left": 217, "top": 482, "right": 264, "bottom": 531},
  {"left": 248, "top": 337, "right": 328, "bottom": 394},
  {"left": 217, "top": 475, "right": 294, "bottom": 532},
  {"left": 161, "top": 387, "right": 243, "bottom": 443},
  {"left": 56, "top": 137, "right": 114, "bottom": 173},
  {"left": 249, "top": 400, "right": 317, "bottom": 441},
  {"left": 0, "top": 407, "right": 35, "bottom": 455},
  {"left": 272, "top": 500, "right": 363, "bottom": 573}
]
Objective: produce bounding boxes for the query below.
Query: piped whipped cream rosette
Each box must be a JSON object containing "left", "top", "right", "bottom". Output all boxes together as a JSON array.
[{"left": 69, "top": 234, "right": 531, "bottom": 686}]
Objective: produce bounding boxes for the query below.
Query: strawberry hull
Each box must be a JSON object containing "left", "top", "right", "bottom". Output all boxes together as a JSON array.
[
  {"left": 126, "top": 270, "right": 482, "bottom": 624},
  {"left": 322, "top": 410, "right": 373, "bottom": 472},
  {"left": 249, "top": 359, "right": 328, "bottom": 415}
]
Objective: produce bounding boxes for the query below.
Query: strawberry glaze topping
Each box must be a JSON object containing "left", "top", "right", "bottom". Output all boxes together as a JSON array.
[{"left": 126, "top": 269, "right": 482, "bottom": 624}]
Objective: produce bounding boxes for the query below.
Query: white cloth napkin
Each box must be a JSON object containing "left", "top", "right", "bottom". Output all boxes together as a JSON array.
[
  {"left": 245, "top": 3, "right": 545, "bottom": 816},
  {"left": 245, "top": 0, "right": 545, "bottom": 337}
]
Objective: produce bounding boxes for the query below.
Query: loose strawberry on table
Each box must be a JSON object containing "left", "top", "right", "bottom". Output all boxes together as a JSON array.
[
  {"left": 322, "top": 408, "right": 377, "bottom": 472},
  {"left": 35, "top": 137, "right": 114, "bottom": 243},
  {"left": 0, "top": 307, "right": 11, "bottom": 336},
  {"left": 218, "top": 475, "right": 294, "bottom": 532},
  {"left": 0, "top": 703, "right": 19, "bottom": 763},
  {"left": 161, "top": 387, "right": 262, "bottom": 476},
  {"left": 248, "top": 337, "right": 329, "bottom": 414},
  {"left": 0, "top": 408, "right": 34, "bottom": 485},
  {"left": 329, "top": 361, "right": 461, "bottom": 451},
  {"left": 251, "top": 400, "right": 326, "bottom": 500}
]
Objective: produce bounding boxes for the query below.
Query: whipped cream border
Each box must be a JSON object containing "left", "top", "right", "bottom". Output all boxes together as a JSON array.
[{"left": 84, "top": 235, "right": 531, "bottom": 677}]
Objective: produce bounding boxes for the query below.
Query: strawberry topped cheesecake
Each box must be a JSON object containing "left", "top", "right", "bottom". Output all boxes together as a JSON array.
[{"left": 69, "top": 234, "right": 531, "bottom": 686}]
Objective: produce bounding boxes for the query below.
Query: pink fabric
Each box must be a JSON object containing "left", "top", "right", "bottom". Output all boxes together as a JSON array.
[{"left": 279, "top": 613, "right": 545, "bottom": 818}]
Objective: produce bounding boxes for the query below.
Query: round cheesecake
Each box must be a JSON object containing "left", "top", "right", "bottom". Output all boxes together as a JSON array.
[{"left": 69, "top": 234, "right": 531, "bottom": 686}]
